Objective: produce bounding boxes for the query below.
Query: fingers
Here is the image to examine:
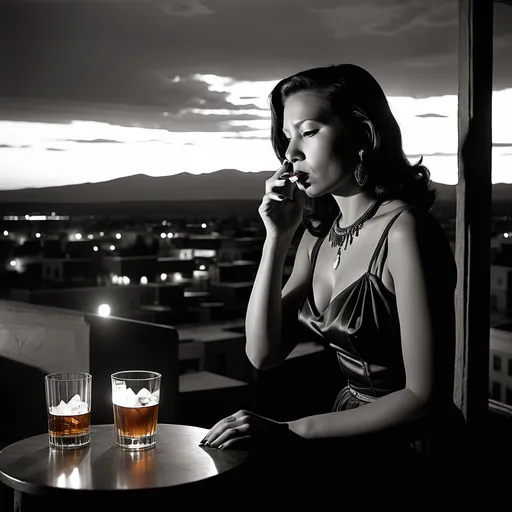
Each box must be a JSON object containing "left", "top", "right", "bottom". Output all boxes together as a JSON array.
[
  {"left": 217, "top": 435, "right": 252, "bottom": 450},
  {"left": 271, "top": 159, "right": 290, "bottom": 179},
  {"left": 209, "top": 423, "right": 249, "bottom": 449},
  {"left": 266, "top": 161, "right": 294, "bottom": 194},
  {"left": 200, "top": 411, "right": 246, "bottom": 446},
  {"left": 258, "top": 191, "right": 289, "bottom": 217}
]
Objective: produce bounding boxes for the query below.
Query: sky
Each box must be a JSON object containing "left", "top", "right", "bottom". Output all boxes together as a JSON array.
[{"left": 0, "top": 0, "right": 511, "bottom": 191}]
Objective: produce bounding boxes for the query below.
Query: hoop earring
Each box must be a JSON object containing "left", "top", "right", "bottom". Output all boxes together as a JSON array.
[{"left": 354, "top": 149, "right": 368, "bottom": 187}]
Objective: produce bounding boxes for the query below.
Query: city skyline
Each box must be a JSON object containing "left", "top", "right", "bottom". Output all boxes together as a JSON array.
[{"left": 1, "top": 0, "right": 511, "bottom": 190}]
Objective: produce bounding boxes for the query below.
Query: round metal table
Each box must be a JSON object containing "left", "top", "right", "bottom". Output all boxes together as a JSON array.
[{"left": 0, "top": 424, "right": 249, "bottom": 510}]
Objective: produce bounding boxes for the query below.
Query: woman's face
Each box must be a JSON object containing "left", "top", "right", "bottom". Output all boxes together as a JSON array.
[{"left": 282, "top": 91, "right": 357, "bottom": 197}]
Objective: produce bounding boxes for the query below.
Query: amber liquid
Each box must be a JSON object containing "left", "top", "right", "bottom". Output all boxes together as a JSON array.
[
  {"left": 113, "top": 403, "right": 159, "bottom": 438},
  {"left": 49, "top": 412, "right": 91, "bottom": 437}
]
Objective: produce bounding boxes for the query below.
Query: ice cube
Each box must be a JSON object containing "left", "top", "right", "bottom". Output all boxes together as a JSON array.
[
  {"left": 50, "top": 396, "right": 89, "bottom": 415},
  {"left": 69, "top": 402, "right": 87, "bottom": 415},
  {"left": 135, "top": 388, "right": 150, "bottom": 405},
  {"left": 113, "top": 386, "right": 139, "bottom": 407},
  {"left": 49, "top": 401, "right": 61, "bottom": 415},
  {"left": 56, "top": 400, "right": 67, "bottom": 415},
  {"left": 137, "top": 388, "right": 151, "bottom": 399}
]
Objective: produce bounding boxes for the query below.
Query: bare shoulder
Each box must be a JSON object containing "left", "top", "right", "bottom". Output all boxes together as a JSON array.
[
  {"left": 387, "top": 207, "right": 457, "bottom": 285},
  {"left": 388, "top": 208, "right": 419, "bottom": 243},
  {"left": 387, "top": 206, "right": 441, "bottom": 244}
]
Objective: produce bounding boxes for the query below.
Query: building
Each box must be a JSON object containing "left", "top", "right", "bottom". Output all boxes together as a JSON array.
[
  {"left": 490, "top": 264, "right": 512, "bottom": 314},
  {"left": 489, "top": 321, "right": 512, "bottom": 406}
]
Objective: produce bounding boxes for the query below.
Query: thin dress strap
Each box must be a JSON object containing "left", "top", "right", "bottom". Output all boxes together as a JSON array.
[{"left": 367, "top": 205, "right": 413, "bottom": 277}]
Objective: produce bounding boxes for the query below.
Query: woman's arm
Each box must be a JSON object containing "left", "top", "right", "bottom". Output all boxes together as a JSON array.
[
  {"left": 245, "top": 229, "right": 315, "bottom": 370},
  {"left": 287, "top": 211, "right": 446, "bottom": 439}
]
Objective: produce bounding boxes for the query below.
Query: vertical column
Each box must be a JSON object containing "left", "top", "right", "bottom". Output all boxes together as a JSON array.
[{"left": 454, "top": 0, "right": 494, "bottom": 435}]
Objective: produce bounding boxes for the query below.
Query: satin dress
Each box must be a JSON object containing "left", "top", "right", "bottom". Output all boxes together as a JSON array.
[{"left": 297, "top": 205, "right": 466, "bottom": 456}]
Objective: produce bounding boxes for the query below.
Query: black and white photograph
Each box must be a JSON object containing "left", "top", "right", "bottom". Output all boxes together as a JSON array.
[{"left": 0, "top": 0, "right": 511, "bottom": 509}]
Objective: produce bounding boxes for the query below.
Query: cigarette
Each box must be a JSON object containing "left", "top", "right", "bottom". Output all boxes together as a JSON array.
[{"left": 288, "top": 171, "right": 307, "bottom": 183}]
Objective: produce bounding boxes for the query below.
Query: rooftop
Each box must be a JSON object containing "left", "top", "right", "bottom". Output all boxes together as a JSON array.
[{"left": 493, "top": 321, "right": 512, "bottom": 333}]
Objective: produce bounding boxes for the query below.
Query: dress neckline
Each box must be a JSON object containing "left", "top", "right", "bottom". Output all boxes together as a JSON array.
[
  {"left": 308, "top": 271, "right": 395, "bottom": 319},
  {"left": 306, "top": 205, "right": 412, "bottom": 319}
]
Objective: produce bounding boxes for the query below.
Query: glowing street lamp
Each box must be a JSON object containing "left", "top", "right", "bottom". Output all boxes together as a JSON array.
[{"left": 98, "top": 304, "right": 111, "bottom": 317}]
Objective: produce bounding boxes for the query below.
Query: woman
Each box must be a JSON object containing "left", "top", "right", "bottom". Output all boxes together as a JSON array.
[{"left": 200, "top": 64, "right": 466, "bottom": 488}]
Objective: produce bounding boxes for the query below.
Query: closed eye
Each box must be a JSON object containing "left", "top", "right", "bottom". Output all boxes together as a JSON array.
[{"left": 282, "top": 129, "right": 318, "bottom": 142}]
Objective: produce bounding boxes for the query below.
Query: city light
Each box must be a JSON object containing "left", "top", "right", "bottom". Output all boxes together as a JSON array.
[
  {"left": 199, "top": 264, "right": 206, "bottom": 270},
  {"left": 93, "top": 246, "right": 98, "bottom": 251},
  {"left": 87, "top": 234, "right": 94, "bottom": 240},
  {"left": 201, "top": 223, "right": 207, "bottom": 228},
  {"left": 75, "top": 233, "right": 82, "bottom": 240},
  {"left": 160, "top": 273, "right": 167, "bottom": 281},
  {"left": 9, "top": 260, "right": 16, "bottom": 267},
  {"left": 116, "top": 233, "right": 122, "bottom": 239},
  {"left": 99, "top": 232, "right": 104, "bottom": 237},
  {"left": 35, "top": 233, "right": 41, "bottom": 238},
  {"left": 140, "top": 276, "right": 148, "bottom": 285},
  {"left": 122, "top": 276, "right": 130, "bottom": 285},
  {"left": 110, "top": 245, "right": 115, "bottom": 251},
  {"left": 160, "top": 233, "right": 166, "bottom": 239},
  {"left": 98, "top": 304, "right": 111, "bottom": 317},
  {"left": 3, "top": 230, "right": 8, "bottom": 236},
  {"left": 167, "top": 233, "right": 173, "bottom": 238},
  {"left": 3, "top": 213, "right": 68, "bottom": 221}
]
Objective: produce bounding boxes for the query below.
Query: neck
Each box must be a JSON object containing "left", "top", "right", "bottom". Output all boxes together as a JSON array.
[{"left": 332, "top": 192, "right": 377, "bottom": 228}]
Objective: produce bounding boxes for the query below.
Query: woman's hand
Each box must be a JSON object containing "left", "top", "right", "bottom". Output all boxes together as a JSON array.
[
  {"left": 259, "top": 161, "right": 305, "bottom": 240},
  {"left": 199, "top": 409, "right": 293, "bottom": 450}
]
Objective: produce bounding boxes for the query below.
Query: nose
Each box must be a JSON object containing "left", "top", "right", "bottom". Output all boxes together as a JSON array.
[{"left": 285, "top": 139, "right": 304, "bottom": 164}]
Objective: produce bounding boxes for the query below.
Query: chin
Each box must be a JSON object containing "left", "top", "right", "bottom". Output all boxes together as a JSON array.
[{"left": 302, "top": 183, "right": 329, "bottom": 198}]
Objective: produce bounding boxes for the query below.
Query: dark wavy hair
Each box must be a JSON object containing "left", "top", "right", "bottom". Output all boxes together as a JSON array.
[{"left": 269, "top": 64, "right": 436, "bottom": 236}]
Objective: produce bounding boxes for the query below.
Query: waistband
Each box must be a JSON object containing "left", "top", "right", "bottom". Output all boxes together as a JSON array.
[{"left": 348, "top": 384, "right": 378, "bottom": 403}]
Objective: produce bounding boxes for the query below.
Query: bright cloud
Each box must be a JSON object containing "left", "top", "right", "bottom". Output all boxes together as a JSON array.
[{"left": 0, "top": 76, "right": 510, "bottom": 189}]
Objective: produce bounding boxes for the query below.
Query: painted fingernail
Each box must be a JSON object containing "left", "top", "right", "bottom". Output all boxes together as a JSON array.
[
  {"left": 199, "top": 437, "right": 207, "bottom": 445},
  {"left": 218, "top": 444, "right": 224, "bottom": 450}
]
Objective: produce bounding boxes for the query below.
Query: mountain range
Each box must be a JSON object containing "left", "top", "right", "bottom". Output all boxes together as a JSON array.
[{"left": 0, "top": 169, "right": 511, "bottom": 204}]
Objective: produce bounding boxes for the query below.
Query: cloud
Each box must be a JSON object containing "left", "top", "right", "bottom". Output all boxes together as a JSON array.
[
  {"left": 1, "top": 0, "right": 510, "bottom": 108},
  {"left": 14, "top": 0, "right": 214, "bottom": 15},
  {"left": 154, "top": 0, "right": 213, "bottom": 17},
  {"left": 314, "top": 0, "right": 457, "bottom": 38},
  {"left": 493, "top": 142, "right": 512, "bottom": 148},
  {"left": 46, "top": 147, "right": 65, "bottom": 151},
  {"left": 0, "top": 144, "right": 30, "bottom": 149},
  {"left": 407, "top": 152, "right": 457, "bottom": 158},
  {"left": 0, "top": 73, "right": 270, "bottom": 134},
  {"left": 402, "top": 52, "right": 456, "bottom": 69},
  {"left": 416, "top": 113, "right": 448, "bottom": 118},
  {"left": 65, "top": 138, "right": 124, "bottom": 144}
]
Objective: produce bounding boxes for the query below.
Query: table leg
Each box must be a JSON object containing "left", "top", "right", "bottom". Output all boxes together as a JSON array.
[{"left": 13, "top": 489, "right": 22, "bottom": 512}]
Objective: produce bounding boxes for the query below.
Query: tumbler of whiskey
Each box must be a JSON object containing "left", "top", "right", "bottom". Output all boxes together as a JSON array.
[
  {"left": 111, "top": 370, "right": 161, "bottom": 450},
  {"left": 45, "top": 372, "right": 92, "bottom": 449}
]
